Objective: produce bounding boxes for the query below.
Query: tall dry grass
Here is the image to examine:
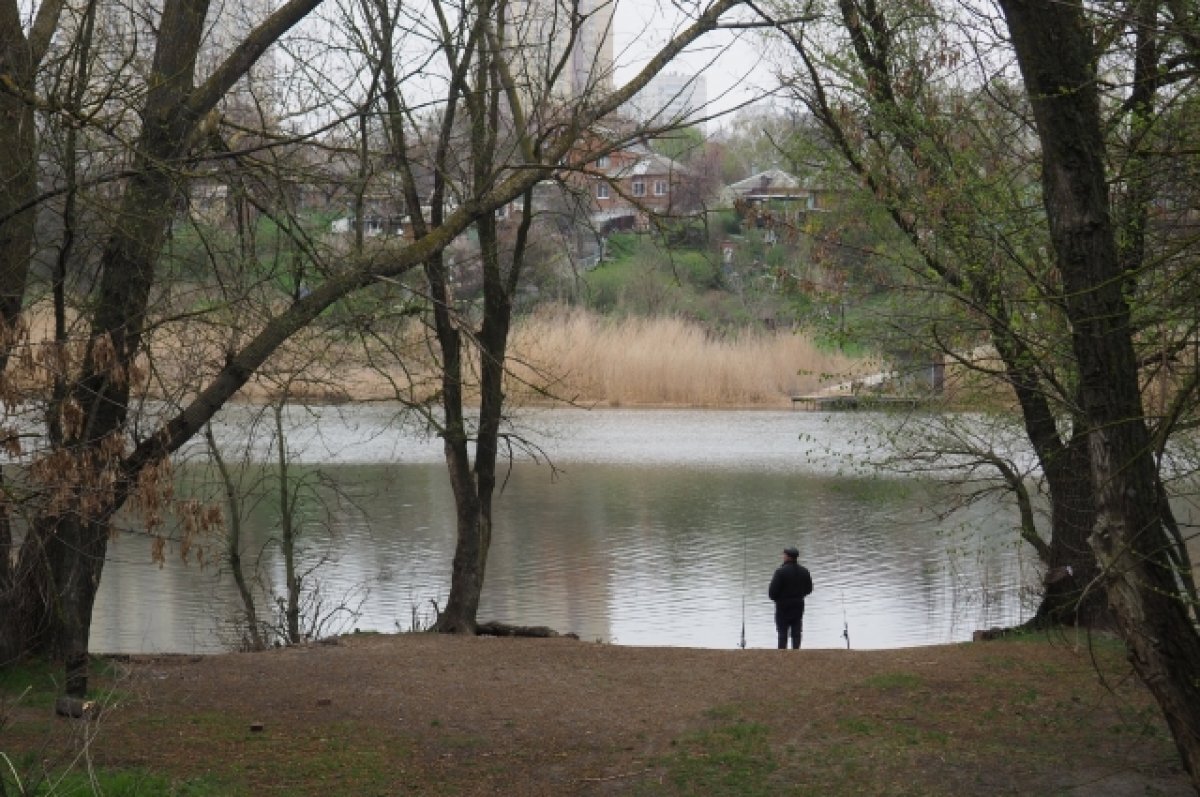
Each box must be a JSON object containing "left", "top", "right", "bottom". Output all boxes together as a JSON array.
[{"left": 507, "top": 305, "right": 866, "bottom": 407}]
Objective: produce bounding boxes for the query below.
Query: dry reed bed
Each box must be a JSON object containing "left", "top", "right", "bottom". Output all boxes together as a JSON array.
[{"left": 507, "top": 306, "right": 860, "bottom": 407}]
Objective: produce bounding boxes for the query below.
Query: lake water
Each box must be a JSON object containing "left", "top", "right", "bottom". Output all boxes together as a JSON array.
[{"left": 91, "top": 407, "right": 1039, "bottom": 653}]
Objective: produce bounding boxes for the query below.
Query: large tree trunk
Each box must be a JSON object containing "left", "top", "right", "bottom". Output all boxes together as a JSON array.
[
  {"left": 0, "top": 37, "right": 37, "bottom": 669},
  {"left": 7, "top": 516, "right": 110, "bottom": 661},
  {"left": 0, "top": 0, "right": 66, "bottom": 667},
  {"left": 5, "top": 0, "right": 213, "bottom": 668},
  {"left": 1000, "top": 0, "right": 1200, "bottom": 785},
  {"left": 1030, "top": 431, "right": 1106, "bottom": 627},
  {"left": 991, "top": 321, "right": 1106, "bottom": 626}
]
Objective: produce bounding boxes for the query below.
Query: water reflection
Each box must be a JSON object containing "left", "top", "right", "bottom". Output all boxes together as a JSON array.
[{"left": 91, "top": 408, "right": 1034, "bottom": 653}]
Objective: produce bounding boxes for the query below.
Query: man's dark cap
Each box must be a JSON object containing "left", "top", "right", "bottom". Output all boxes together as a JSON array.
[{"left": 783, "top": 547, "right": 799, "bottom": 559}]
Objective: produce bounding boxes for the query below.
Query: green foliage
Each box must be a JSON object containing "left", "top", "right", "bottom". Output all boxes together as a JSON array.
[
  {"left": 664, "top": 250, "right": 719, "bottom": 289},
  {"left": 649, "top": 126, "right": 704, "bottom": 163},
  {"left": 580, "top": 231, "right": 809, "bottom": 330},
  {"left": 163, "top": 211, "right": 330, "bottom": 298},
  {"left": 270, "top": 722, "right": 396, "bottom": 793},
  {"left": 604, "top": 232, "right": 638, "bottom": 260},
  {"left": 581, "top": 255, "right": 642, "bottom": 313},
  {"left": 715, "top": 210, "right": 742, "bottom": 236}
]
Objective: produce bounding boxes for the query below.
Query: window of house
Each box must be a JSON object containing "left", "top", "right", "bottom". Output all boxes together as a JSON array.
[
  {"left": 632, "top": 179, "right": 645, "bottom": 197},
  {"left": 596, "top": 155, "right": 609, "bottom": 168},
  {"left": 596, "top": 183, "right": 610, "bottom": 199},
  {"left": 653, "top": 180, "right": 669, "bottom": 196},
  {"left": 496, "top": 204, "right": 508, "bottom": 219}
]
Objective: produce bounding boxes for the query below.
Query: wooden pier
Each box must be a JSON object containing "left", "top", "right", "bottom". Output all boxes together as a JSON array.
[{"left": 790, "top": 394, "right": 929, "bottom": 411}]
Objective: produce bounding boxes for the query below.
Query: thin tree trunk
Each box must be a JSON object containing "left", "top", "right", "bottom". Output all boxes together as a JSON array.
[
  {"left": 427, "top": 241, "right": 482, "bottom": 632},
  {"left": 206, "top": 425, "right": 264, "bottom": 650},
  {"left": 274, "top": 403, "right": 301, "bottom": 643}
]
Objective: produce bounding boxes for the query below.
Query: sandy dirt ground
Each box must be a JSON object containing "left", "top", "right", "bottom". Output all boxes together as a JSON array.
[{"left": 6, "top": 632, "right": 1192, "bottom": 796}]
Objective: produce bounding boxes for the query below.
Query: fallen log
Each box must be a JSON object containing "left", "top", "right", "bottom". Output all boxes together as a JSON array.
[
  {"left": 475, "top": 621, "right": 579, "bottom": 639},
  {"left": 973, "top": 627, "right": 1010, "bottom": 642}
]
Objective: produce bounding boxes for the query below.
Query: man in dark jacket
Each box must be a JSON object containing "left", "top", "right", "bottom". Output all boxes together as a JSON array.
[{"left": 769, "top": 546, "right": 813, "bottom": 649}]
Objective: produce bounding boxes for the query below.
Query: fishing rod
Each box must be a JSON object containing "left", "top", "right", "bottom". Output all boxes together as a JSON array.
[
  {"left": 833, "top": 527, "right": 851, "bottom": 650},
  {"left": 739, "top": 527, "right": 748, "bottom": 649}
]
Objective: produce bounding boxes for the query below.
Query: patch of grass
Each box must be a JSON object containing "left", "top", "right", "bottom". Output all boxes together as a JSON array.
[
  {"left": 820, "top": 742, "right": 865, "bottom": 782},
  {"left": 702, "top": 705, "right": 741, "bottom": 722},
  {"left": 169, "top": 721, "right": 406, "bottom": 795},
  {"left": 605, "top": 233, "right": 638, "bottom": 260},
  {"left": 0, "top": 656, "right": 125, "bottom": 709},
  {"left": 662, "top": 250, "right": 718, "bottom": 288},
  {"left": 1109, "top": 705, "right": 1170, "bottom": 739},
  {"left": 981, "top": 654, "right": 1020, "bottom": 672},
  {"left": 0, "top": 757, "right": 227, "bottom": 796},
  {"left": 183, "top": 711, "right": 258, "bottom": 741},
  {"left": 581, "top": 256, "right": 642, "bottom": 312},
  {"left": 0, "top": 660, "right": 60, "bottom": 708},
  {"left": 279, "top": 726, "right": 395, "bottom": 793},
  {"left": 838, "top": 715, "right": 879, "bottom": 736},
  {"left": 647, "top": 720, "right": 776, "bottom": 796},
  {"left": 864, "top": 671, "right": 924, "bottom": 691},
  {"left": 923, "top": 729, "right": 950, "bottom": 745}
]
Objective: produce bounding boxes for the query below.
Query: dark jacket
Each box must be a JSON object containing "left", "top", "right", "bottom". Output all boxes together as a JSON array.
[{"left": 769, "top": 561, "right": 813, "bottom": 619}]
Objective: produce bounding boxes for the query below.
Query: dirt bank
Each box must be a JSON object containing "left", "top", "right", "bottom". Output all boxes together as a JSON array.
[{"left": 3, "top": 632, "right": 1193, "bottom": 795}]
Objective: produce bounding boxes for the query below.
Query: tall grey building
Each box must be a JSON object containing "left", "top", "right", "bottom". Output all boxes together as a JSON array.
[
  {"left": 57, "top": 0, "right": 278, "bottom": 124},
  {"left": 508, "top": 0, "right": 616, "bottom": 103},
  {"left": 625, "top": 71, "right": 708, "bottom": 128}
]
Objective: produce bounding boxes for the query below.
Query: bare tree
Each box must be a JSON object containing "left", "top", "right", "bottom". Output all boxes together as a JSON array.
[
  {"left": 0, "top": 0, "right": 752, "bottom": 692},
  {"left": 344, "top": 0, "right": 758, "bottom": 632},
  {"left": 765, "top": 0, "right": 1200, "bottom": 784},
  {"left": 0, "top": 0, "right": 329, "bottom": 674}
]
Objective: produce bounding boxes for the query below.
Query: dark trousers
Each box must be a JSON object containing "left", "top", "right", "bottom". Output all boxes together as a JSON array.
[{"left": 775, "top": 614, "right": 803, "bottom": 649}]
